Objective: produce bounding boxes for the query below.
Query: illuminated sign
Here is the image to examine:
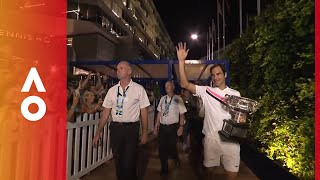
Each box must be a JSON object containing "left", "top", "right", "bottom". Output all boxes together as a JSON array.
[{"left": 0, "top": 28, "right": 51, "bottom": 43}]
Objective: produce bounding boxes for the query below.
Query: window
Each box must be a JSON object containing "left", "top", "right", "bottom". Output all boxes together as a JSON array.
[
  {"left": 67, "top": 37, "right": 73, "bottom": 46},
  {"left": 135, "top": 29, "right": 145, "bottom": 43},
  {"left": 146, "top": 27, "right": 154, "bottom": 40},
  {"left": 139, "top": 20, "right": 145, "bottom": 30},
  {"left": 128, "top": 2, "right": 134, "bottom": 11},
  {"left": 122, "top": 0, "right": 127, "bottom": 7},
  {"left": 102, "top": 16, "right": 112, "bottom": 30},
  {"left": 112, "top": 2, "right": 122, "bottom": 18},
  {"left": 103, "top": 0, "right": 112, "bottom": 8},
  {"left": 140, "top": 3, "right": 147, "bottom": 17}
]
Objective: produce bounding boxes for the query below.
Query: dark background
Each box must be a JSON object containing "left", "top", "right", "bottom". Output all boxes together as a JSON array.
[{"left": 154, "top": 0, "right": 261, "bottom": 59}]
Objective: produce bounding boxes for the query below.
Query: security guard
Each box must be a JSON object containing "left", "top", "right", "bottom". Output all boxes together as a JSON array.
[
  {"left": 93, "top": 61, "right": 150, "bottom": 180},
  {"left": 154, "top": 81, "right": 186, "bottom": 176}
]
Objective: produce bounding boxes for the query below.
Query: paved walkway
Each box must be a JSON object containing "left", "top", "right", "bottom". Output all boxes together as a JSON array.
[{"left": 82, "top": 136, "right": 259, "bottom": 180}]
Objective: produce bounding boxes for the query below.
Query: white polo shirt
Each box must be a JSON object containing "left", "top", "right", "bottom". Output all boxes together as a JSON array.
[
  {"left": 102, "top": 79, "right": 150, "bottom": 122},
  {"left": 195, "top": 85, "right": 240, "bottom": 137},
  {"left": 157, "top": 95, "right": 187, "bottom": 125}
]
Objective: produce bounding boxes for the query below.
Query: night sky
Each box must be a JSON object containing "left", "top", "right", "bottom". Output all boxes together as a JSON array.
[{"left": 154, "top": 0, "right": 261, "bottom": 59}]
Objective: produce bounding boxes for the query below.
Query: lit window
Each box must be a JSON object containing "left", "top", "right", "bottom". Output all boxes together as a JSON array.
[
  {"left": 122, "top": 0, "right": 127, "bottom": 6},
  {"left": 112, "top": 3, "right": 122, "bottom": 18},
  {"left": 67, "top": 37, "right": 73, "bottom": 46}
]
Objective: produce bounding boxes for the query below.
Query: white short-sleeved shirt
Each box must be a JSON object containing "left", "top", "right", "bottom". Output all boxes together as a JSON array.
[
  {"left": 157, "top": 95, "right": 187, "bottom": 125},
  {"left": 102, "top": 79, "right": 150, "bottom": 122},
  {"left": 195, "top": 85, "right": 241, "bottom": 137}
]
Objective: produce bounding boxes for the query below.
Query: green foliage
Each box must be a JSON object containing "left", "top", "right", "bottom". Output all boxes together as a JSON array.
[{"left": 224, "top": 0, "right": 314, "bottom": 178}]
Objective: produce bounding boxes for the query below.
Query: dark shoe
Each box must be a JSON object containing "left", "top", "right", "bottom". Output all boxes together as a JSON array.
[
  {"left": 175, "top": 159, "right": 181, "bottom": 168},
  {"left": 160, "top": 168, "right": 168, "bottom": 176}
]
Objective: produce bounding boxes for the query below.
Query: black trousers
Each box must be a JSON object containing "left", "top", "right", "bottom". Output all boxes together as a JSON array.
[
  {"left": 158, "top": 123, "right": 179, "bottom": 171},
  {"left": 191, "top": 118, "right": 204, "bottom": 148},
  {"left": 109, "top": 121, "right": 140, "bottom": 180}
]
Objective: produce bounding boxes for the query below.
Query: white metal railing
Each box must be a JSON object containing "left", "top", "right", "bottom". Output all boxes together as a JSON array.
[{"left": 66, "top": 112, "right": 112, "bottom": 180}]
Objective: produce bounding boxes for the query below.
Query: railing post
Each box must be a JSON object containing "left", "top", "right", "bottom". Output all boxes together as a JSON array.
[{"left": 67, "top": 112, "right": 113, "bottom": 180}]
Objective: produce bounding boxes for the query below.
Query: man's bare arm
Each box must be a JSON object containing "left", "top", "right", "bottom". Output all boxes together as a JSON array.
[
  {"left": 140, "top": 107, "right": 149, "bottom": 144},
  {"left": 96, "top": 108, "right": 112, "bottom": 133},
  {"left": 140, "top": 107, "right": 148, "bottom": 135},
  {"left": 176, "top": 42, "right": 196, "bottom": 94},
  {"left": 93, "top": 107, "right": 111, "bottom": 148}
]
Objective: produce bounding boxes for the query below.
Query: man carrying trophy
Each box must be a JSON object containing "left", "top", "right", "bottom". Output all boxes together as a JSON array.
[{"left": 177, "top": 42, "right": 241, "bottom": 180}]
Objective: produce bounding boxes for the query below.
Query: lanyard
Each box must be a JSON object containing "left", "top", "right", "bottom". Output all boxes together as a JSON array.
[
  {"left": 116, "top": 86, "right": 130, "bottom": 116},
  {"left": 163, "top": 95, "right": 174, "bottom": 116}
]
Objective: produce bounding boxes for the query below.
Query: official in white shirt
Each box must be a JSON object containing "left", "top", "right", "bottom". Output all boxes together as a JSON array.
[
  {"left": 93, "top": 61, "right": 150, "bottom": 180},
  {"left": 154, "top": 81, "right": 186, "bottom": 176}
]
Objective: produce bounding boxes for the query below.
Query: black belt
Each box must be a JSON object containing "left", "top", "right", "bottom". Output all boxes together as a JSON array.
[
  {"left": 160, "top": 123, "right": 178, "bottom": 126},
  {"left": 111, "top": 121, "right": 139, "bottom": 126}
]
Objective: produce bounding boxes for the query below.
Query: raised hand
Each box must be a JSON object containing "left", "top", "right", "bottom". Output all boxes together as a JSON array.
[
  {"left": 87, "top": 72, "right": 93, "bottom": 79},
  {"left": 98, "top": 98, "right": 103, "bottom": 105},
  {"left": 176, "top": 42, "right": 189, "bottom": 62},
  {"left": 72, "top": 92, "right": 80, "bottom": 106},
  {"left": 77, "top": 80, "right": 82, "bottom": 90}
]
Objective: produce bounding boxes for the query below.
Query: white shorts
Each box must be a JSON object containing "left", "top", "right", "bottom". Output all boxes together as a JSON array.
[{"left": 203, "top": 132, "right": 240, "bottom": 172}]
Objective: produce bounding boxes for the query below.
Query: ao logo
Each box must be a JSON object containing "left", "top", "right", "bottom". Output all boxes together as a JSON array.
[{"left": 21, "top": 68, "right": 46, "bottom": 121}]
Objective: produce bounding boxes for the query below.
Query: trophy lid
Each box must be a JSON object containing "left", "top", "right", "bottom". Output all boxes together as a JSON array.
[{"left": 224, "top": 95, "right": 260, "bottom": 113}]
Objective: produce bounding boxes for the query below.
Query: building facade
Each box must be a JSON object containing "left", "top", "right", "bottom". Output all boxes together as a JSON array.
[{"left": 67, "top": 0, "right": 176, "bottom": 62}]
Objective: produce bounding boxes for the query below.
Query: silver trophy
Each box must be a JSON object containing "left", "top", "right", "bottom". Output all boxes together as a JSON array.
[{"left": 218, "top": 95, "right": 260, "bottom": 139}]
